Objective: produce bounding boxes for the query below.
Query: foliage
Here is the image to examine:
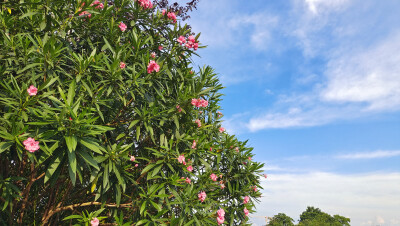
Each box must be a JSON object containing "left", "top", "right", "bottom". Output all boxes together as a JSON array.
[
  {"left": 267, "top": 206, "right": 350, "bottom": 226},
  {"left": 0, "top": 0, "right": 264, "bottom": 225},
  {"left": 267, "top": 213, "right": 294, "bottom": 226}
]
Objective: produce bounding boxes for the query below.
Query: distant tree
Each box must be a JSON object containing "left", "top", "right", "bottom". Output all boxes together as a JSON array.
[
  {"left": 298, "top": 206, "right": 350, "bottom": 226},
  {"left": 267, "top": 213, "right": 295, "bottom": 226}
]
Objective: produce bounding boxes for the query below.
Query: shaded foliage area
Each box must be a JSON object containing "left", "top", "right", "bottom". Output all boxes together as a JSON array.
[{"left": 0, "top": 0, "right": 262, "bottom": 225}]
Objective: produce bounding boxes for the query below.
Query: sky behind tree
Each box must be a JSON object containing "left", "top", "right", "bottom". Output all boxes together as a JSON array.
[{"left": 184, "top": 0, "right": 400, "bottom": 225}]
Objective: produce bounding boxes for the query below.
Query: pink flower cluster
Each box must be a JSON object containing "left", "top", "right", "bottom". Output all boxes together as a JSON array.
[
  {"left": 137, "top": 0, "right": 153, "bottom": 9},
  {"left": 158, "top": 45, "right": 163, "bottom": 51},
  {"left": 79, "top": 11, "right": 91, "bottom": 18},
  {"left": 177, "top": 36, "right": 199, "bottom": 50},
  {"left": 23, "top": 137, "right": 39, "bottom": 153},
  {"left": 251, "top": 185, "right": 258, "bottom": 192},
  {"left": 91, "top": 217, "right": 99, "bottom": 226},
  {"left": 185, "top": 35, "right": 199, "bottom": 50},
  {"left": 147, "top": 60, "right": 160, "bottom": 74},
  {"left": 198, "top": 191, "right": 206, "bottom": 202},
  {"left": 187, "top": 165, "right": 193, "bottom": 172},
  {"left": 176, "top": 105, "right": 182, "bottom": 112},
  {"left": 181, "top": 177, "right": 191, "bottom": 184},
  {"left": 194, "top": 119, "right": 201, "bottom": 127},
  {"left": 243, "top": 196, "right": 249, "bottom": 204},
  {"left": 90, "top": 0, "right": 104, "bottom": 9},
  {"left": 210, "top": 173, "right": 218, "bottom": 182},
  {"left": 119, "top": 22, "right": 127, "bottom": 32},
  {"left": 120, "top": 62, "right": 126, "bottom": 69},
  {"left": 191, "top": 140, "right": 197, "bottom": 149},
  {"left": 191, "top": 98, "right": 208, "bottom": 108},
  {"left": 244, "top": 207, "right": 249, "bottom": 217},
  {"left": 162, "top": 10, "right": 177, "bottom": 23},
  {"left": 27, "top": 85, "right": 38, "bottom": 96},
  {"left": 219, "top": 127, "right": 225, "bottom": 133},
  {"left": 217, "top": 111, "right": 223, "bottom": 118},
  {"left": 178, "top": 154, "right": 185, "bottom": 165},
  {"left": 130, "top": 155, "right": 135, "bottom": 162},
  {"left": 217, "top": 208, "right": 225, "bottom": 225}
]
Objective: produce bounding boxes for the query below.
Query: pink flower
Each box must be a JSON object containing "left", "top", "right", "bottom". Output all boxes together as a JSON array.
[
  {"left": 162, "top": 9, "right": 166, "bottom": 15},
  {"left": 188, "top": 35, "right": 196, "bottom": 43},
  {"left": 79, "top": 11, "right": 91, "bottom": 18},
  {"left": 191, "top": 98, "right": 208, "bottom": 108},
  {"left": 135, "top": 163, "right": 139, "bottom": 167},
  {"left": 243, "top": 196, "right": 249, "bottom": 204},
  {"left": 235, "top": 147, "right": 239, "bottom": 152},
  {"left": 137, "top": 0, "right": 153, "bottom": 9},
  {"left": 147, "top": 60, "right": 160, "bottom": 74},
  {"left": 210, "top": 173, "right": 217, "bottom": 182},
  {"left": 187, "top": 165, "right": 193, "bottom": 172},
  {"left": 120, "top": 62, "right": 126, "bottom": 69},
  {"left": 177, "top": 36, "right": 186, "bottom": 45},
  {"left": 150, "top": 52, "right": 156, "bottom": 58},
  {"left": 191, "top": 140, "right": 196, "bottom": 149},
  {"left": 209, "top": 147, "right": 213, "bottom": 151},
  {"left": 69, "top": 117, "right": 73, "bottom": 121},
  {"left": 217, "top": 216, "right": 224, "bottom": 225},
  {"left": 217, "top": 111, "right": 223, "bottom": 117},
  {"left": 185, "top": 177, "right": 191, "bottom": 184},
  {"left": 130, "top": 155, "right": 135, "bottom": 162},
  {"left": 90, "top": 0, "right": 103, "bottom": 9},
  {"left": 198, "top": 191, "right": 206, "bottom": 202},
  {"left": 91, "top": 217, "right": 99, "bottom": 226},
  {"left": 220, "top": 184, "right": 225, "bottom": 189},
  {"left": 27, "top": 85, "right": 38, "bottom": 96},
  {"left": 90, "top": 0, "right": 100, "bottom": 6},
  {"left": 217, "top": 208, "right": 225, "bottom": 218},
  {"left": 167, "top": 12, "right": 177, "bottom": 23},
  {"left": 252, "top": 186, "right": 258, "bottom": 192},
  {"left": 193, "top": 42, "right": 199, "bottom": 50},
  {"left": 219, "top": 127, "right": 225, "bottom": 133},
  {"left": 178, "top": 154, "right": 185, "bottom": 164},
  {"left": 176, "top": 105, "right": 182, "bottom": 112},
  {"left": 263, "top": 174, "right": 268, "bottom": 179},
  {"left": 158, "top": 45, "right": 163, "bottom": 51},
  {"left": 23, "top": 137, "right": 40, "bottom": 153},
  {"left": 119, "top": 22, "right": 127, "bottom": 32},
  {"left": 248, "top": 157, "right": 252, "bottom": 161},
  {"left": 244, "top": 207, "right": 249, "bottom": 217},
  {"left": 96, "top": 3, "right": 104, "bottom": 9},
  {"left": 195, "top": 119, "right": 201, "bottom": 128}
]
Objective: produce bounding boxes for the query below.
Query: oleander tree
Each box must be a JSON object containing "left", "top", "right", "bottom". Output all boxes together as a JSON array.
[{"left": 0, "top": 0, "right": 264, "bottom": 225}]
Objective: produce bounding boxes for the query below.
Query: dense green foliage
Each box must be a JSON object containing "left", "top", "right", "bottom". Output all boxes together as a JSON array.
[
  {"left": 0, "top": 0, "right": 264, "bottom": 225},
  {"left": 267, "top": 206, "right": 350, "bottom": 226},
  {"left": 267, "top": 213, "right": 294, "bottom": 226}
]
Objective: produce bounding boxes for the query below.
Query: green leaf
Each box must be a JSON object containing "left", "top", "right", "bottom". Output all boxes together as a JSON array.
[
  {"left": 151, "top": 164, "right": 163, "bottom": 177},
  {"left": 79, "top": 139, "right": 103, "bottom": 154},
  {"left": 77, "top": 150, "right": 99, "bottom": 170},
  {"left": 141, "top": 163, "right": 156, "bottom": 174},
  {"left": 65, "top": 136, "right": 77, "bottom": 153},
  {"left": 44, "top": 152, "right": 63, "bottom": 184},
  {"left": 0, "top": 142, "right": 13, "bottom": 154},
  {"left": 67, "top": 80, "right": 76, "bottom": 106},
  {"left": 128, "top": 120, "right": 139, "bottom": 129}
]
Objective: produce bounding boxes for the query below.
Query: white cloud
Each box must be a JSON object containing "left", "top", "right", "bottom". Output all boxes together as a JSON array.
[
  {"left": 251, "top": 172, "right": 400, "bottom": 226},
  {"left": 336, "top": 150, "right": 400, "bottom": 159},
  {"left": 304, "top": 0, "right": 350, "bottom": 15},
  {"left": 321, "top": 32, "right": 400, "bottom": 111}
]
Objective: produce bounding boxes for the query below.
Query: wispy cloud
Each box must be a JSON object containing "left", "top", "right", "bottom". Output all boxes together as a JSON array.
[
  {"left": 251, "top": 171, "right": 400, "bottom": 226},
  {"left": 336, "top": 150, "right": 400, "bottom": 159}
]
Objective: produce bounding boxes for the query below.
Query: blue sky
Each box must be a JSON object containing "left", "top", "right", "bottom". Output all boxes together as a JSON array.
[{"left": 184, "top": 0, "right": 400, "bottom": 225}]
